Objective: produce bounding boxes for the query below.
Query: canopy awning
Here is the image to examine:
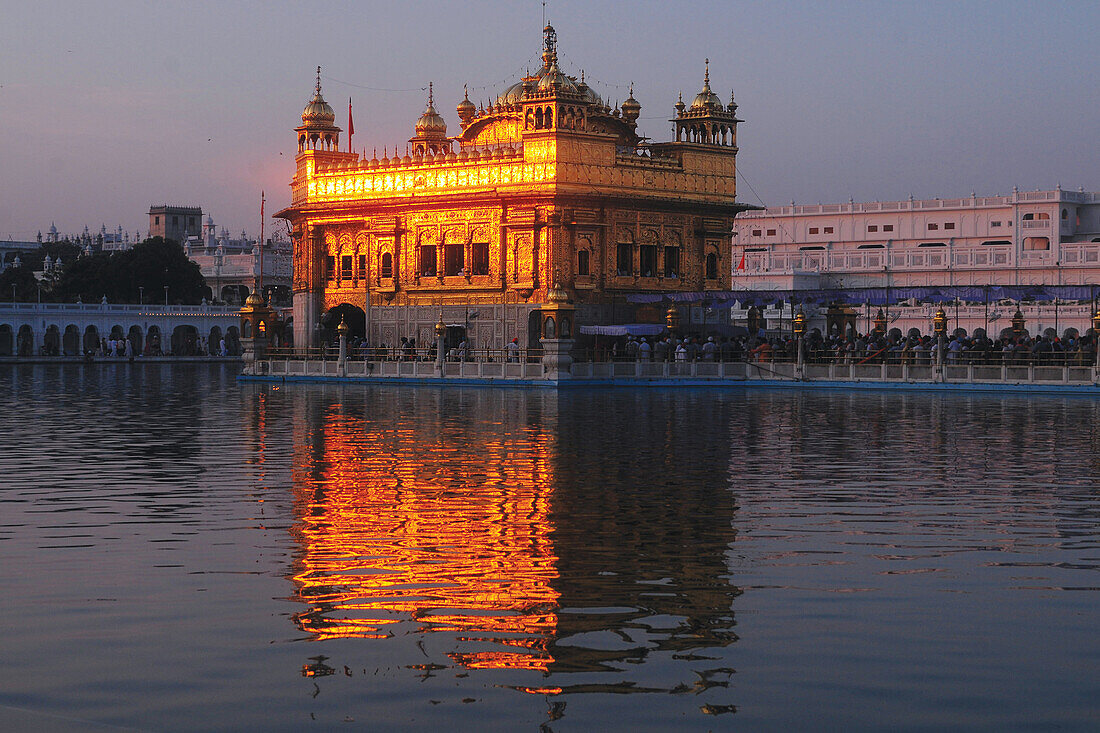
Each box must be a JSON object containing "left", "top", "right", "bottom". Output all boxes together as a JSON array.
[
  {"left": 626, "top": 285, "right": 1100, "bottom": 307},
  {"left": 579, "top": 323, "right": 667, "bottom": 337}
]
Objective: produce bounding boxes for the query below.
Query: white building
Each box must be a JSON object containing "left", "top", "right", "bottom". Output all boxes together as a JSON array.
[
  {"left": 180, "top": 215, "right": 292, "bottom": 306},
  {"left": 730, "top": 187, "right": 1100, "bottom": 336}
]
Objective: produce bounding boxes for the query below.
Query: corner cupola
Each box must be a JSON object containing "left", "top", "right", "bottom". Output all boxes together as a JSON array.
[
  {"left": 296, "top": 66, "right": 341, "bottom": 152},
  {"left": 672, "top": 59, "right": 741, "bottom": 147}
]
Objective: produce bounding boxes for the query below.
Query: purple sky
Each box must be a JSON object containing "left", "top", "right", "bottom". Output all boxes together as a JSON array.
[{"left": 2, "top": 0, "right": 1098, "bottom": 242}]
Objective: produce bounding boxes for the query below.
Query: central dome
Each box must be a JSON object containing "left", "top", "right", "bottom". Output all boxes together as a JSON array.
[{"left": 495, "top": 25, "right": 593, "bottom": 106}]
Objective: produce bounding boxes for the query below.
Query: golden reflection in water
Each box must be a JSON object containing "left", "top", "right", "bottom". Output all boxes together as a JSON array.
[{"left": 287, "top": 390, "right": 560, "bottom": 671}]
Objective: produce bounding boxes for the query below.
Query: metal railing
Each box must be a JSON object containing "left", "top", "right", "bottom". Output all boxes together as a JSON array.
[{"left": 266, "top": 345, "right": 544, "bottom": 363}]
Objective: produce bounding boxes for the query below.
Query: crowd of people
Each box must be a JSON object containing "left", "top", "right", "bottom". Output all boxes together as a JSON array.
[{"left": 602, "top": 328, "right": 1100, "bottom": 366}]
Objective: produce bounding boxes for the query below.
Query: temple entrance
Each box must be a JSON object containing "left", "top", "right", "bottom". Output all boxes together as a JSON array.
[
  {"left": 44, "top": 325, "right": 60, "bottom": 356},
  {"left": 83, "top": 325, "right": 100, "bottom": 353},
  {"left": 146, "top": 326, "right": 163, "bottom": 355},
  {"left": 225, "top": 326, "right": 240, "bottom": 355},
  {"left": 527, "top": 310, "right": 543, "bottom": 349},
  {"left": 63, "top": 325, "right": 80, "bottom": 355},
  {"left": 321, "top": 304, "right": 366, "bottom": 343},
  {"left": 17, "top": 325, "right": 34, "bottom": 356},
  {"left": 172, "top": 325, "right": 199, "bottom": 355},
  {"left": 128, "top": 326, "right": 143, "bottom": 355}
]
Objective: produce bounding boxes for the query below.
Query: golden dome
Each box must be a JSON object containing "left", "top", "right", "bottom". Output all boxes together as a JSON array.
[
  {"left": 690, "top": 59, "right": 723, "bottom": 111},
  {"left": 621, "top": 83, "right": 641, "bottom": 121},
  {"left": 302, "top": 67, "right": 335, "bottom": 125},
  {"left": 537, "top": 61, "right": 577, "bottom": 94},
  {"left": 547, "top": 282, "right": 570, "bottom": 303},
  {"left": 244, "top": 292, "right": 265, "bottom": 308},
  {"left": 414, "top": 82, "right": 448, "bottom": 136},
  {"left": 497, "top": 79, "right": 530, "bottom": 105},
  {"left": 457, "top": 85, "right": 476, "bottom": 119}
]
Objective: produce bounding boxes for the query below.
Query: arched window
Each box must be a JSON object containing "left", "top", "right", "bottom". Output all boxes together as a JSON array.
[
  {"left": 577, "top": 249, "right": 590, "bottom": 276},
  {"left": 1062, "top": 208, "right": 1068, "bottom": 219},
  {"left": 381, "top": 252, "right": 393, "bottom": 278},
  {"left": 543, "top": 315, "right": 556, "bottom": 339},
  {"left": 706, "top": 252, "right": 719, "bottom": 280}
]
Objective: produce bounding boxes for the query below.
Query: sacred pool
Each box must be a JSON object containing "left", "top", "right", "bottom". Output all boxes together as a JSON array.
[{"left": 1, "top": 364, "right": 1096, "bottom": 730}]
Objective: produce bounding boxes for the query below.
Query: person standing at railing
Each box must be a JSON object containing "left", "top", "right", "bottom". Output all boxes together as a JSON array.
[
  {"left": 507, "top": 337, "right": 519, "bottom": 362},
  {"left": 639, "top": 337, "right": 652, "bottom": 362},
  {"left": 653, "top": 337, "right": 668, "bottom": 362}
]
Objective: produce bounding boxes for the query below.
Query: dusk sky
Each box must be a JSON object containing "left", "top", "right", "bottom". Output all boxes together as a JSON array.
[{"left": 2, "top": 0, "right": 1098, "bottom": 242}]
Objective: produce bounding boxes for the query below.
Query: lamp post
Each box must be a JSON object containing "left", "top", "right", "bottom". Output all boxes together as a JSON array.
[
  {"left": 163, "top": 285, "right": 169, "bottom": 307},
  {"left": 434, "top": 312, "right": 447, "bottom": 377},
  {"left": 336, "top": 315, "right": 349, "bottom": 376},
  {"left": 933, "top": 305, "right": 948, "bottom": 382},
  {"left": 1012, "top": 306, "right": 1026, "bottom": 338},
  {"left": 1092, "top": 308, "right": 1100, "bottom": 380},
  {"left": 665, "top": 302, "right": 680, "bottom": 337},
  {"left": 139, "top": 286, "right": 144, "bottom": 306},
  {"left": 873, "top": 308, "right": 887, "bottom": 335},
  {"left": 793, "top": 305, "right": 806, "bottom": 380}
]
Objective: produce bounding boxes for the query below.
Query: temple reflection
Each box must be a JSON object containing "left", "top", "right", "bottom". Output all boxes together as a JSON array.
[
  {"left": 281, "top": 387, "right": 743, "bottom": 686},
  {"left": 288, "top": 387, "right": 560, "bottom": 670}
]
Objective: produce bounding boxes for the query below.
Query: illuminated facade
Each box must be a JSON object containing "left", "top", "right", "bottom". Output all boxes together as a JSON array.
[{"left": 277, "top": 26, "right": 750, "bottom": 348}]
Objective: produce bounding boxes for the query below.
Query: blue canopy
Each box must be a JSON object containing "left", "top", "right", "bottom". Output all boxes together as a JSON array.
[{"left": 627, "top": 285, "right": 1100, "bottom": 307}]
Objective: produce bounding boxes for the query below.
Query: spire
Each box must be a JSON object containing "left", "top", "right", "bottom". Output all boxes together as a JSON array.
[
  {"left": 542, "top": 23, "right": 557, "bottom": 68},
  {"left": 704, "top": 58, "right": 710, "bottom": 90},
  {"left": 315, "top": 65, "right": 322, "bottom": 96},
  {"left": 428, "top": 81, "right": 434, "bottom": 108}
]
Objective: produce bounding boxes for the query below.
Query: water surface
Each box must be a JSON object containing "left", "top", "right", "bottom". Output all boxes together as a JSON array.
[{"left": 0, "top": 365, "right": 1097, "bottom": 730}]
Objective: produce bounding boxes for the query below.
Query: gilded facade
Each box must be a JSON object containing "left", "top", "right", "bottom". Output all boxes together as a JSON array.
[{"left": 277, "top": 26, "right": 751, "bottom": 348}]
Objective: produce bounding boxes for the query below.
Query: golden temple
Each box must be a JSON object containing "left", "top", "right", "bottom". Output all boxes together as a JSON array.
[{"left": 277, "top": 25, "right": 750, "bottom": 349}]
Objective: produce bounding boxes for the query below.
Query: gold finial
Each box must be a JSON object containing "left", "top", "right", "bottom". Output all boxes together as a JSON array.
[
  {"left": 542, "top": 22, "right": 557, "bottom": 68},
  {"left": 427, "top": 81, "right": 434, "bottom": 107},
  {"left": 704, "top": 58, "right": 710, "bottom": 88},
  {"left": 336, "top": 315, "right": 349, "bottom": 335},
  {"left": 315, "top": 65, "right": 322, "bottom": 95},
  {"left": 463, "top": 83, "right": 469, "bottom": 100}
]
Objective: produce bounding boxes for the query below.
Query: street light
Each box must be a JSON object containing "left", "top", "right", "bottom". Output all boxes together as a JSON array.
[
  {"left": 1092, "top": 308, "right": 1100, "bottom": 371},
  {"left": 793, "top": 305, "right": 806, "bottom": 379},
  {"left": 1011, "top": 306, "right": 1026, "bottom": 337},
  {"left": 873, "top": 308, "right": 887, "bottom": 334},
  {"left": 164, "top": 285, "right": 169, "bottom": 306},
  {"left": 139, "top": 286, "right": 144, "bottom": 305},
  {"left": 933, "top": 305, "right": 948, "bottom": 382}
]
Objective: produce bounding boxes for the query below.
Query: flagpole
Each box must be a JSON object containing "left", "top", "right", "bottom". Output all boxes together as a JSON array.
[
  {"left": 258, "top": 191, "right": 265, "bottom": 304},
  {"left": 348, "top": 97, "right": 354, "bottom": 153}
]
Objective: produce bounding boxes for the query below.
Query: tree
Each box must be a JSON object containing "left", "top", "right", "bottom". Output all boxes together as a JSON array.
[
  {"left": 21, "top": 241, "right": 82, "bottom": 273},
  {"left": 0, "top": 266, "right": 38, "bottom": 302},
  {"left": 52, "top": 237, "right": 210, "bottom": 304}
]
